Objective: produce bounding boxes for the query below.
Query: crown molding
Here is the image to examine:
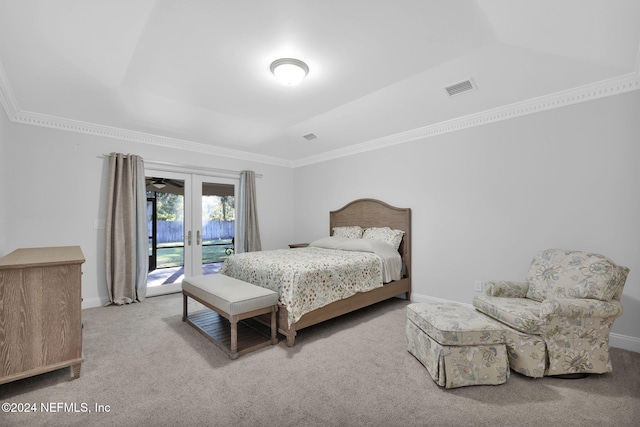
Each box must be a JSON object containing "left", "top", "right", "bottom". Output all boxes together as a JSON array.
[
  {"left": 1, "top": 59, "right": 638, "bottom": 170},
  {"left": 0, "top": 61, "right": 291, "bottom": 167},
  {"left": 0, "top": 61, "right": 18, "bottom": 120},
  {"left": 12, "top": 110, "right": 292, "bottom": 167},
  {"left": 291, "top": 70, "right": 640, "bottom": 167}
]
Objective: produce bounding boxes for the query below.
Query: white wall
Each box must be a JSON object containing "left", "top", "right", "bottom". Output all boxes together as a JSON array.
[
  {"left": 0, "top": 110, "right": 8, "bottom": 256},
  {"left": 293, "top": 90, "right": 640, "bottom": 351},
  {"left": 0, "top": 120, "right": 294, "bottom": 308}
]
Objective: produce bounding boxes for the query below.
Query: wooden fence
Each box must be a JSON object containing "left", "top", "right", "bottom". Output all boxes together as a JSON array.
[{"left": 153, "top": 220, "right": 234, "bottom": 243}]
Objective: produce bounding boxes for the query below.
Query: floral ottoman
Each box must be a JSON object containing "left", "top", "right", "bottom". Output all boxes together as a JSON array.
[{"left": 406, "top": 302, "right": 509, "bottom": 388}]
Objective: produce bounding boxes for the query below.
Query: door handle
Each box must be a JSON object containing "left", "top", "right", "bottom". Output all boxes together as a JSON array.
[
  {"left": 187, "top": 230, "right": 192, "bottom": 246},
  {"left": 197, "top": 230, "right": 201, "bottom": 246}
]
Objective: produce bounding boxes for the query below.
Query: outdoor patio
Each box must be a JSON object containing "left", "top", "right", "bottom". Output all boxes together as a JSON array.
[{"left": 147, "top": 262, "right": 224, "bottom": 287}]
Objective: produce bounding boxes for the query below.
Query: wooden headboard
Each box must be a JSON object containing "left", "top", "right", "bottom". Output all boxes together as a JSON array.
[{"left": 329, "top": 198, "right": 411, "bottom": 279}]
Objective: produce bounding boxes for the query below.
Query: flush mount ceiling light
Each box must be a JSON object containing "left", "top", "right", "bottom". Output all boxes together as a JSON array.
[{"left": 270, "top": 58, "right": 309, "bottom": 86}]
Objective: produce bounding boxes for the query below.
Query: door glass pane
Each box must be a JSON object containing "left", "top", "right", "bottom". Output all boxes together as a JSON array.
[
  {"left": 145, "top": 176, "right": 185, "bottom": 287},
  {"left": 201, "top": 182, "right": 235, "bottom": 275},
  {"left": 147, "top": 198, "right": 156, "bottom": 271}
]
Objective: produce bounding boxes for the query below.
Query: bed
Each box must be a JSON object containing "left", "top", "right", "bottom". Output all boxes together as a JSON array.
[{"left": 219, "top": 198, "right": 411, "bottom": 346}]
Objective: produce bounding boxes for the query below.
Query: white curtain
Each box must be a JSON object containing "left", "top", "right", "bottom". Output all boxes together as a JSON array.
[
  {"left": 236, "top": 170, "right": 262, "bottom": 253},
  {"left": 105, "top": 153, "right": 148, "bottom": 304}
]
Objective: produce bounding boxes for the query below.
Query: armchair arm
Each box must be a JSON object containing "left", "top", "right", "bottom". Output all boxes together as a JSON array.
[
  {"left": 484, "top": 281, "right": 529, "bottom": 298},
  {"left": 540, "top": 298, "right": 623, "bottom": 320}
]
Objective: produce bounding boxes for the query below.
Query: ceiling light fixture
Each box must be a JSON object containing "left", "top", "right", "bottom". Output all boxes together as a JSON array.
[{"left": 270, "top": 58, "right": 309, "bottom": 86}]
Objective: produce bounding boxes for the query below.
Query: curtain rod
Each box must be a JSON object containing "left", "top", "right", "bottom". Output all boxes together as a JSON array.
[{"left": 98, "top": 154, "right": 262, "bottom": 178}]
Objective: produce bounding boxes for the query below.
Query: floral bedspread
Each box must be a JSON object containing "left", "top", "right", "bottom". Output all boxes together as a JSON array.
[{"left": 218, "top": 247, "right": 384, "bottom": 325}]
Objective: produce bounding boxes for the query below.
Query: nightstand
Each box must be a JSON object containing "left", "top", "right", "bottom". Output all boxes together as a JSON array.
[{"left": 288, "top": 243, "right": 309, "bottom": 248}]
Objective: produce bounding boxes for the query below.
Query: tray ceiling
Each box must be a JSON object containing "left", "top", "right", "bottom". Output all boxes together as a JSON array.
[{"left": 0, "top": 0, "right": 639, "bottom": 166}]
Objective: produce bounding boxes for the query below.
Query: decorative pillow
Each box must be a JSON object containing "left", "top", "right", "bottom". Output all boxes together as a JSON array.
[
  {"left": 362, "top": 227, "right": 404, "bottom": 250},
  {"left": 525, "top": 249, "right": 628, "bottom": 302},
  {"left": 332, "top": 226, "right": 363, "bottom": 239}
]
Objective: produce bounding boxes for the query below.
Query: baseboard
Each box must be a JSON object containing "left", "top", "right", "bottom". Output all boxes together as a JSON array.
[
  {"left": 82, "top": 296, "right": 109, "bottom": 309},
  {"left": 609, "top": 333, "right": 640, "bottom": 353},
  {"left": 81, "top": 288, "right": 181, "bottom": 309},
  {"left": 411, "top": 292, "right": 640, "bottom": 354}
]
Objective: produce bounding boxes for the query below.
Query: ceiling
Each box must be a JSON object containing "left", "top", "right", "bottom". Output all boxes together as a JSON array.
[{"left": 1, "top": 0, "right": 639, "bottom": 166}]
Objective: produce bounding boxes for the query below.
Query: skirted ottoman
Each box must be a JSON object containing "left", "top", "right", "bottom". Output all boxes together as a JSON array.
[{"left": 406, "top": 302, "right": 509, "bottom": 388}]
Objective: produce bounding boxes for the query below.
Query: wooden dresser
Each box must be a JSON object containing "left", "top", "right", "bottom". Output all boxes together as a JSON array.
[{"left": 0, "top": 246, "right": 85, "bottom": 385}]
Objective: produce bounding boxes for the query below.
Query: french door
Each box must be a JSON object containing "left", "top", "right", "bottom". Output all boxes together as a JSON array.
[{"left": 145, "top": 170, "right": 237, "bottom": 297}]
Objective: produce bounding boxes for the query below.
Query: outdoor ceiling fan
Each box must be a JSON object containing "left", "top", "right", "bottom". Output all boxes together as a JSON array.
[{"left": 146, "top": 177, "right": 184, "bottom": 189}]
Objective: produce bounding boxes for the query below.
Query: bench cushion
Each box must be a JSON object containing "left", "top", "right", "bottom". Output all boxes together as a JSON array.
[
  {"left": 182, "top": 274, "right": 278, "bottom": 316},
  {"left": 407, "top": 302, "right": 505, "bottom": 346}
]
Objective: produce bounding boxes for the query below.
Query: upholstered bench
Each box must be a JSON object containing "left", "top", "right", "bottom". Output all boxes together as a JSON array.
[
  {"left": 406, "top": 302, "right": 509, "bottom": 388},
  {"left": 182, "top": 274, "right": 279, "bottom": 359}
]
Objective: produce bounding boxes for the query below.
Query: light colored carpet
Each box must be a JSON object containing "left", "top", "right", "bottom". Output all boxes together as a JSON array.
[{"left": 1, "top": 294, "right": 639, "bottom": 427}]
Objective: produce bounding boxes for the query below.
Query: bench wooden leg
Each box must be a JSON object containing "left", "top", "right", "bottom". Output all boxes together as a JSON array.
[
  {"left": 230, "top": 315, "right": 239, "bottom": 359},
  {"left": 270, "top": 305, "right": 278, "bottom": 345},
  {"left": 182, "top": 293, "right": 188, "bottom": 321}
]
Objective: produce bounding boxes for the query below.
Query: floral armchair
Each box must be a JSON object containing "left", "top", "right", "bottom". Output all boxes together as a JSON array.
[{"left": 473, "top": 249, "right": 629, "bottom": 378}]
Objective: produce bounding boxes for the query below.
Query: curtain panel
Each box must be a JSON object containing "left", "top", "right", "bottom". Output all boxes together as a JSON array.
[
  {"left": 236, "top": 170, "right": 262, "bottom": 253},
  {"left": 105, "top": 153, "right": 148, "bottom": 304}
]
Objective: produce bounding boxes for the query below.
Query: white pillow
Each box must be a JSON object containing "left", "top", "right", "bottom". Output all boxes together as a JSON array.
[{"left": 362, "top": 227, "right": 404, "bottom": 250}]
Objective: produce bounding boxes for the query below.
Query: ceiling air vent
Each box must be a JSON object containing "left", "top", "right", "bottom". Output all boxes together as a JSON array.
[
  {"left": 303, "top": 133, "right": 318, "bottom": 141},
  {"left": 445, "top": 79, "right": 476, "bottom": 97}
]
